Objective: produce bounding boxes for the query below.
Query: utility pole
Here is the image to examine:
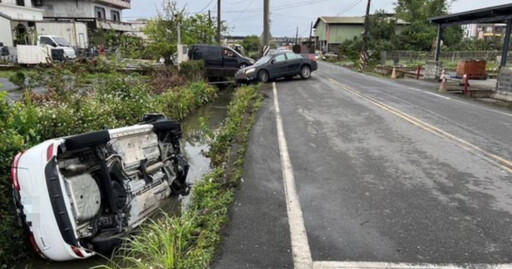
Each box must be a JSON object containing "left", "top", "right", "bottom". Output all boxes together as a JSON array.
[
  {"left": 263, "top": 0, "right": 270, "bottom": 50},
  {"left": 208, "top": 10, "right": 212, "bottom": 44},
  {"left": 217, "top": 0, "right": 221, "bottom": 44},
  {"left": 360, "top": 0, "right": 371, "bottom": 71},
  {"left": 308, "top": 21, "right": 313, "bottom": 42},
  {"left": 295, "top": 27, "right": 298, "bottom": 45}
]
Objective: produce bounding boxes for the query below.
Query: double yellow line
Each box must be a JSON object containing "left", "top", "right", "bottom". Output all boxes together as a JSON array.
[{"left": 328, "top": 78, "right": 512, "bottom": 174}]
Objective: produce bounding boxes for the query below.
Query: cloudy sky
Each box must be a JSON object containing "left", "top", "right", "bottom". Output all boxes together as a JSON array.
[{"left": 123, "top": 0, "right": 506, "bottom": 37}]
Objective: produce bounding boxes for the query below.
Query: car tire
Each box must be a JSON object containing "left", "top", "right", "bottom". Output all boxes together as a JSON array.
[
  {"left": 300, "top": 65, "right": 311, "bottom": 79},
  {"left": 258, "top": 70, "right": 269, "bottom": 83},
  {"left": 239, "top": 63, "right": 248, "bottom": 68}
]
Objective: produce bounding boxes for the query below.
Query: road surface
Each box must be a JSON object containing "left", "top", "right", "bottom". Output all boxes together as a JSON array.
[{"left": 213, "top": 61, "right": 512, "bottom": 269}]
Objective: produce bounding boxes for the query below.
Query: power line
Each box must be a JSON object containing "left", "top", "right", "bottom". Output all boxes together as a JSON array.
[
  {"left": 230, "top": 0, "right": 255, "bottom": 24},
  {"left": 337, "top": 0, "right": 363, "bottom": 16},
  {"left": 197, "top": 0, "right": 215, "bottom": 13}
]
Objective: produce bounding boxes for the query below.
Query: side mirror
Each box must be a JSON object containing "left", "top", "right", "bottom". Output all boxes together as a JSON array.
[{"left": 270, "top": 59, "right": 276, "bottom": 64}]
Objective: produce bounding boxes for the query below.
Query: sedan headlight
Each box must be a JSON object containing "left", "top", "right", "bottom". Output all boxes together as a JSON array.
[{"left": 245, "top": 67, "right": 256, "bottom": 74}]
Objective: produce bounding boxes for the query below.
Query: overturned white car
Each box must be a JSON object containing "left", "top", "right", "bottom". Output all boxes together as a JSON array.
[{"left": 11, "top": 114, "right": 189, "bottom": 261}]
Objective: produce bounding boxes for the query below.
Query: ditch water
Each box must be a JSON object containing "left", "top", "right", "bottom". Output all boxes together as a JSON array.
[{"left": 14, "top": 88, "right": 233, "bottom": 269}]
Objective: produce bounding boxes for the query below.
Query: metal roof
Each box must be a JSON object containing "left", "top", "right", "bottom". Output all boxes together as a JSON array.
[
  {"left": 429, "top": 3, "right": 512, "bottom": 26},
  {"left": 313, "top": 16, "right": 408, "bottom": 28}
]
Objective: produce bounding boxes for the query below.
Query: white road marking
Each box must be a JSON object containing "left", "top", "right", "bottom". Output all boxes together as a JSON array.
[
  {"left": 313, "top": 261, "right": 512, "bottom": 269},
  {"left": 272, "top": 82, "right": 313, "bottom": 269},
  {"left": 422, "top": 90, "right": 451, "bottom": 100}
]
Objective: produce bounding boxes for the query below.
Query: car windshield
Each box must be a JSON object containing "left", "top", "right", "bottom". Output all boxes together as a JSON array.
[
  {"left": 255, "top": 55, "right": 271, "bottom": 65},
  {"left": 53, "top": 37, "right": 71, "bottom": 47}
]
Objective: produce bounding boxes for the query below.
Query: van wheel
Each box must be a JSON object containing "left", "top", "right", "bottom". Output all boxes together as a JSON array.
[
  {"left": 239, "top": 63, "right": 248, "bottom": 68},
  {"left": 258, "top": 70, "right": 269, "bottom": 83},
  {"left": 300, "top": 65, "right": 311, "bottom": 79}
]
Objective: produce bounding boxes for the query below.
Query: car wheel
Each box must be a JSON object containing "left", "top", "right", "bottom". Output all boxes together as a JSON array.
[
  {"left": 300, "top": 65, "right": 311, "bottom": 79},
  {"left": 258, "top": 70, "right": 269, "bottom": 83},
  {"left": 239, "top": 63, "right": 247, "bottom": 68}
]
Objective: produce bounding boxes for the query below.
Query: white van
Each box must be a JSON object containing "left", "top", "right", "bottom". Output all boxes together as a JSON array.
[{"left": 37, "top": 35, "right": 77, "bottom": 60}]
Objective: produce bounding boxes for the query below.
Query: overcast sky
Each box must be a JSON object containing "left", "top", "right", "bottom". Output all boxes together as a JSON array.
[{"left": 123, "top": 0, "right": 507, "bottom": 37}]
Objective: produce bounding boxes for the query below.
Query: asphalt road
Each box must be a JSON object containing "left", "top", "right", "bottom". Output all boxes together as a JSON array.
[{"left": 213, "top": 61, "right": 512, "bottom": 268}]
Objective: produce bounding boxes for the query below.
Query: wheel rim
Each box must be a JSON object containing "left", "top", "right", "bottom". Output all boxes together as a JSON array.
[
  {"left": 302, "top": 67, "right": 310, "bottom": 78},
  {"left": 240, "top": 64, "right": 247, "bottom": 68}
]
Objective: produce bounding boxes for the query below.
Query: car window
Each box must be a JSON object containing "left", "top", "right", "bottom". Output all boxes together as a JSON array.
[
  {"left": 274, "top": 54, "right": 286, "bottom": 62},
  {"left": 285, "top": 53, "right": 299, "bottom": 60},
  {"left": 224, "top": 49, "right": 235, "bottom": 58},
  {"left": 40, "top": 37, "right": 55, "bottom": 46}
]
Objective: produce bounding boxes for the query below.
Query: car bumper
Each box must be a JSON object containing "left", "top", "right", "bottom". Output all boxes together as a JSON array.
[
  {"left": 311, "top": 61, "right": 318, "bottom": 71},
  {"left": 16, "top": 140, "right": 90, "bottom": 261},
  {"left": 235, "top": 71, "right": 257, "bottom": 81}
]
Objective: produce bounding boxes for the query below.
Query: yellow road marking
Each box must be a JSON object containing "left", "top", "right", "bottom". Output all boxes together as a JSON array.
[{"left": 328, "top": 78, "right": 512, "bottom": 174}]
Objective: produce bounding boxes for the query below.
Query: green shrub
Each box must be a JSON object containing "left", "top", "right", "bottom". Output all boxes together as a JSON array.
[
  {"left": 9, "top": 71, "right": 25, "bottom": 88},
  {"left": 178, "top": 60, "right": 205, "bottom": 82}
]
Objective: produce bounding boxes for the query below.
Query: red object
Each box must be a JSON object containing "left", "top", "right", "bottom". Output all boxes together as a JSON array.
[
  {"left": 457, "top": 60, "right": 487, "bottom": 79},
  {"left": 416, "top": 66, "right": 421, "bottom": 80},
  {"left": 307, "top": 54, "right": 317, "bottom": 62},
  {"left": 464, "top": 74, "right": 469, "bottom": 95},
  {"left": 46, "top": 143, "right": 54, "bottom": 162},
  {"left": 71, "top": 246, "right": 84, "bottom": 258},
  {"left": 28, "top": 232, "right": 46, "bottom": 258},
  {"left": 10, "top": 152, "right": 23, "bottom": 191}
]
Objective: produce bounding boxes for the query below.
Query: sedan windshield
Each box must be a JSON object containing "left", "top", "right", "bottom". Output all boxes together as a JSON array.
[{"left": 255, "top": 55, "right": 271, "bottom": 65}]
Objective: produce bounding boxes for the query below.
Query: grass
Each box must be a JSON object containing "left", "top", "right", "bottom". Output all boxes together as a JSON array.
[{"left": 101, "top": 84, "right": 263, "bottom": 269}]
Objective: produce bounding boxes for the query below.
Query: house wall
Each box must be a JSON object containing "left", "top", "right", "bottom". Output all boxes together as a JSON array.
[
  {"left": 42, "top": 0, "right": 122, "bottom": 20},
  {"left": 316, "top": 20, "right": 327, "bottom": 41},
  {"left": 0, "top": 1, "right": 44, "bottom": 21},
  {"left": 328, "top": 24, "right": 364, "bottom": 44},
  {"left": 0, "top": 16, "right": 14, "bottom": 47}
]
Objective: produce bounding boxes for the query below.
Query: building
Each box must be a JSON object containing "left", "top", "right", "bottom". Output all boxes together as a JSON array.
[
  {"left": 128, "top": 18, "right": 148, "bottom": 40},
  {"left": 463, "top": 23, "right": 506, "bottom": 40},
  {"left": 41, "top": 0, "right": 133, "bottom": 32},
  {"left": 0, "top": 0, "right": 44, "bottom": 46},
  {"left": 313, "top": 16, "right": 408, "bottom": 53}
]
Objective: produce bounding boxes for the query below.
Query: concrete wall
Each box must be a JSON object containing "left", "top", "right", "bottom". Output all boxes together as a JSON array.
[
  {"left": 497, "top": 68, "right": 512, "bottom": 93},
  {"left": 0, "top": 2, "right": 44, "bottom": 20},
  {"left": 42, "top": 0, "right": 122, "bottom": 20},
  {"left": 0, "top": 16, "right": 14, "bottom": 47}
]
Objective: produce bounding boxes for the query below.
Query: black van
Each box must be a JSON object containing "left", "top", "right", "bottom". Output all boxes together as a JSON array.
[{"left": 188, "top": 45, "right": 254, "bottom": 69}]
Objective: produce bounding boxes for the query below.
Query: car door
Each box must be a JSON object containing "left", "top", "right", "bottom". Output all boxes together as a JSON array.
[
  {"left": 269, "top": 54, "right": 288, "bottom": 78},
  {"left": 222, "top": 48, "right": 238, "bottom": 68},
  {"left": 285, "top": 52, "right": 302, "bottom": 75}
]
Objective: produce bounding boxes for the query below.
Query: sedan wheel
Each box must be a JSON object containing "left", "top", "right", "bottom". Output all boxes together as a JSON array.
[
  {"left": 239, "top": 63, "right": 247, "bottom": 68},
  {"left": 300, "top": 66, "right": 311, "bottom": 79},
  {"left": 258, "top": 70, "right": 269, "bottom": 83}
]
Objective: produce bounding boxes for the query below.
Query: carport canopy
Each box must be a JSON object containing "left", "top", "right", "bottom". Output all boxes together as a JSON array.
[{"left": 429, "top": 3, "right": 512, "bottom": 67}]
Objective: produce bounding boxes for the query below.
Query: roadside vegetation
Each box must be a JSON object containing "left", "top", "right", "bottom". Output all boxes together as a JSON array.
[
  {"left": 102, "top": 84, "right": 263, "bottom": 269},
  {"left": 0, "top": 60, "right": 215, "bottom": 267}
]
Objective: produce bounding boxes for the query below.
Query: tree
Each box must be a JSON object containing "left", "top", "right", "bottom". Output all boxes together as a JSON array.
[
  {"left": 144, "top": 0, "right": 224, "bottom": 64},
  {"left": 242, "top": 35, "right": 261, "bottom": 53},
  {"left": 394, "top": 0, "right": 463, "bottom": 51}
]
